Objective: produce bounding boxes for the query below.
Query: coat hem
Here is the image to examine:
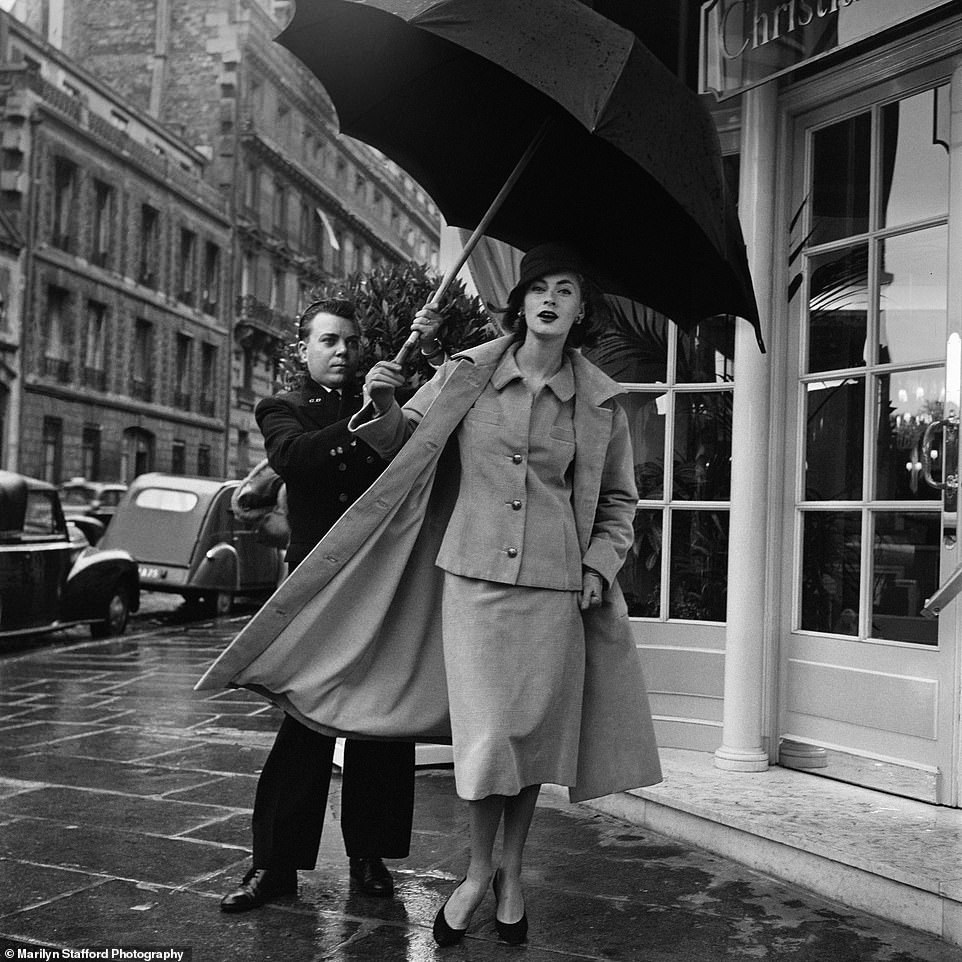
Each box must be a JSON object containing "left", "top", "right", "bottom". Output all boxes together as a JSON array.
[{"left": 246, "top": 684, "right": 453, "bottom": 744}]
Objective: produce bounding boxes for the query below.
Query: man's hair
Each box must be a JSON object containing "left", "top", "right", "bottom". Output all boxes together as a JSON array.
[{"left": 297, "top": 297, "right": 357, "bottom": 340}]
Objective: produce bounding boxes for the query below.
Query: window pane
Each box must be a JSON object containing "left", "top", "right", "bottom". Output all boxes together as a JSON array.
[
  {"left": 676, "top": 315, "right": 735, "bottom": 383},
  {"left": 878, "top": 226, "right": 947, "bottom": 366},
  {"left": 808, "top": 245, "right": 868, "bottom": 373},
  {"left": 871, "top": 512, "right": 939, "bottom": 645},
  {"left": 874, "top": 369, "right": 944, "bottom": 502},
  {"left": 805, "top": 378, "right": 864, "bottom": 501},
  {"left": 672, "top": 391, "right": 732, "bottom": 501},
  {"left": 668, "top": 509, "right": 728, "bottom": 621},
  {"left": 618, "top": 392, "right": 667, "bottom": 500},
  {"left": 620, "top": 507, "right": 662, "bottom": 618},
  {"left": 880, "top": 86, "right": 950, "bottom": 229},
  {"left": 583, "top": 300, "right": 669, "bottom": 383},
  {"left": 801, "top": 511, "right": 861, "bottom": 633},
  {"left": 811, "top": 112, "right": 871, "bottom": 246}
]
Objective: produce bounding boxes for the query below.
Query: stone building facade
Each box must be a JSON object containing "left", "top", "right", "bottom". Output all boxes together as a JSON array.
[
  {"left": 0, "top": 12, "right": 233, "bottom": 482},
  {"left": 11, "top": 0, "right": 442, "bottom": 478}
]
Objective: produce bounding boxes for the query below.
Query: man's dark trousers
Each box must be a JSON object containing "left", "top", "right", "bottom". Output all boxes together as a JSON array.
[
  {"left": 252, "top": 718, "right": 415, "bottom": 868},
  {"left": 248, "top": 382, "right": 416, "bottom": 870}
]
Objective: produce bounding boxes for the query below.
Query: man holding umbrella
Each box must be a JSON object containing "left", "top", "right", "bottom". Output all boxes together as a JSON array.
[{"left": 219, "top": 297, "right": 444, "bottom": 913}]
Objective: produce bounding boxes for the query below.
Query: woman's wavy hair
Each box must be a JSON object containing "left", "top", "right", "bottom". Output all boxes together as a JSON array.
[{"left": 499, "top": 273, "right": 607, "bottom": 349}]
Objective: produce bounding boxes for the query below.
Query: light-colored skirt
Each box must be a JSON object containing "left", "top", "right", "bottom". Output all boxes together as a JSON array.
[{"left": 441, "top": 572, "right": 586, "bottom": 800}]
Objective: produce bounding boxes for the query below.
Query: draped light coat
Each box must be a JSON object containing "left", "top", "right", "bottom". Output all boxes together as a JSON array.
[{"left": 196, "top": 336, "right": 662, "bottom": 802}]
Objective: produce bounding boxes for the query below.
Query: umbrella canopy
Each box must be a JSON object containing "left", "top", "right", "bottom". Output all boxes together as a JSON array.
[{"left": 279, "top": 0, "right": 761, "bottom": 341}]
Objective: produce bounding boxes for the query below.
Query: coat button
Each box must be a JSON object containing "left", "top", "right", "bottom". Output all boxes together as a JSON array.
[
  {"left": 338, "top": 463, "right": 347, "bottom": 471},
  {"left": 329, "top": 449, "right": 338, "bottom": 457},
  {"left": 506, "top": 547, "right": 518, "bottom": 558},
  {"left": 512, "top": 454, "right": 523, "bottom": 464},
  {"left": 511, "top": 500, "right": 522, "bottom": 510},
  {"left": 338, "top": 493, "right": 348, "bottom": 502},
  {"left": 366, "top": 456, "right": 375, "bottom": 463}
]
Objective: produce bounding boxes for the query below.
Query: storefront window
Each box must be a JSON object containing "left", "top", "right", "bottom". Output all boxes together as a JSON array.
[
  {"left": 874, "top": 368, "right": 945, "bottom": 502},
  {"left": 620, "top": 508, "right": 661, "bottom": 618},
  {"left": 669, "top": 509, "right": 729, "bottom": 621},
  {"left": 804, "top": 378, "right": 864, "bottom": 501},
  {"left": 808, "top": 244, "right": 868, "bottom": 373},
  {"left": 586, "top": 312, "right": 735, "bottom": 622},
  {"left": 798, "top": 84, "right": 947, "bottom": 644},
  {"left": 810, "top": 112, "right": 871, "bottom": 247},
  {"left": 878, "top": 226, "right": 948, "bottom": 366},
  {"left": 672, "top": 392, "right": 732, "bottom": 501},
  {"left": 879, "top": 85, "right": 950, "bottom": 230},
  {"left": 870, "top": 512, "right": 939, "bottom": 644},
  {"left": 800, "top": 511, "right": 861, "bottom": 634}
]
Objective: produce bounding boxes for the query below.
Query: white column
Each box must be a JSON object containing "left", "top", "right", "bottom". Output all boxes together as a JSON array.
[{"left": 714, "top": 80, "right": 777, "bottom": 772}]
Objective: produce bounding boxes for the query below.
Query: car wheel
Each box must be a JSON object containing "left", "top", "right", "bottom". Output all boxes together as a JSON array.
[
  {"left": 90, "top": 584, "right": 130, "bottom": 638},
  {"left": 206, "top": 591, "right": 233, "bottom": 616}
]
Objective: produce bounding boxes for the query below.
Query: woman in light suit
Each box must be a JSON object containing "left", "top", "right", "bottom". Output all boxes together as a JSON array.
[{"left": 357, "top": 243, "right": 651, "bottom": 947}]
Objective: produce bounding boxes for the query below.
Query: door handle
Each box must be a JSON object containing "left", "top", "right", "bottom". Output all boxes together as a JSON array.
[
  {"left": 921, "top": 418, "right": 959, "bottom": 491},
  {"left": 922, "top": 561, "right": 962, "bottom": 619}
]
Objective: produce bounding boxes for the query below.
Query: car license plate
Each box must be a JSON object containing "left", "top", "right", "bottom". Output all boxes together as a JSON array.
[{"left": 138, "top": 566, "right": 161, "bottom": 580}]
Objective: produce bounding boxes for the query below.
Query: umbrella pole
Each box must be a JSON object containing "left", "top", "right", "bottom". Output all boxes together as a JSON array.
[{"left": 393, "top": 118, "right": 551, "bottom": 365}]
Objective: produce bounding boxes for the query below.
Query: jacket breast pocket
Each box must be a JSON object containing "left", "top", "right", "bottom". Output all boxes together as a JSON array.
[
  {"left": 464, "top": 405, "right": 503, "bottom": 427},
  {"left": 549, "top": 424, "right": 575, "bottom": 442}
]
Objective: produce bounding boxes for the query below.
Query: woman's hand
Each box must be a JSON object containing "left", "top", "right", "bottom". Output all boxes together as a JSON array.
[
  {"left": 364, "top": 359, "right": 406, "bottom": 414},
  {"left": 412, "top": 303, "right": 443, "bottom": 355},
  {"left": 580, "top": 570, "right": 604, "bottom": 610}
]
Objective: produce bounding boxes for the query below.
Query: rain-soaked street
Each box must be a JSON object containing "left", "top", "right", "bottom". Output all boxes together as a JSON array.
[{"left": 1, "top": 607, "right": 961, "bottom": 961}]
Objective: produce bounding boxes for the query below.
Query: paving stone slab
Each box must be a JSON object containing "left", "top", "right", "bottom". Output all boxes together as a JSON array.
[
  {"left": 138, "top": 741, "right": 270, "bottom": 774},
  {"left": 0, "top": 860, "right": 109, "bottom": 916},
  {"left": 0, "top": 879, "right": 365, "bottom": 959},
  {"left": 39, "top": 730, "right": 205, "bottom": 762},
  {"left": 0, "top": 785, "right": 232, "bottom": 836},
  {"left": 0, "top": 753, "right": 217, "bottom": 797},
  {"left": 0, "top": 820, "right": 246, "bottom": 886}
]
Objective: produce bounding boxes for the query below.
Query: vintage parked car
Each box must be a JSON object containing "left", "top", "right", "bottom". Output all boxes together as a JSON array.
[
  {"left": 100, "top": 473, "right": 286, "bottom": 615},
  {"left": 60, "top": 479, "right": 128, "bottom": 543},
  {"left": 0, "top": 471, "right": 139, "bottom": 638}
]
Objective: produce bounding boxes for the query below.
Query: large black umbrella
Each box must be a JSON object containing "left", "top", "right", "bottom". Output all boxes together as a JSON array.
[{"left": 278, "top": 0, "right": 761, "bottom": 347}]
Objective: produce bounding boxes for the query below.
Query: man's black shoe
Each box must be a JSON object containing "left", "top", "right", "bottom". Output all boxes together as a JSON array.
[
  {"left": 220, "top": 867, "right": 297, "bottom": 913},
  {"left": 349, "top": 857, "right": 394, "bottom": 897}
]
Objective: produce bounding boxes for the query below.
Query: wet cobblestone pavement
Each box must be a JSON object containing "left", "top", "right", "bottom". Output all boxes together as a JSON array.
[{"left": 2, "top": 617, "right": 962, "bottom": 961}]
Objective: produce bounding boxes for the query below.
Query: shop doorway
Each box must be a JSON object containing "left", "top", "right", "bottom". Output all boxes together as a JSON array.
[{"left": 778, "top": 71, "right": 960, "bottom": 804}]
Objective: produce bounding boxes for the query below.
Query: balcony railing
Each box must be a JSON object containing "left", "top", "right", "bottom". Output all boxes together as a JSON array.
[
  {"left": 41, "top": 357, "right": 71, "bottom": 383},
  {"left": 130, "top": 378, "right": 153, "bottom": 402},
  {"left": 235, "top": 294, "right": 291, "bottom": 344},
  {"left": 82, "top": 366, "right": 107, "bottom": 392}
]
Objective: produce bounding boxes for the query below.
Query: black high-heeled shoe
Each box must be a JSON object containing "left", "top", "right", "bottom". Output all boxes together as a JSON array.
[
  {"left": 492, "top": 868, "right": 529, "bottom": 945},
  {"left": 432, "top": 878, "right": 469, "bottom": 947}
]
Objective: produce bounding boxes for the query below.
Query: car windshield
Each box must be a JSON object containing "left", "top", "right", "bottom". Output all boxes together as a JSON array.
[
  {"left": 61, "top": 487, "right": 94, "bottom": 506},
  {"left": 134, "top": 489, "right": 198, "bottom": 512},
  {"left": 24, "top": 491, "right": 61, "bottom": 536}
]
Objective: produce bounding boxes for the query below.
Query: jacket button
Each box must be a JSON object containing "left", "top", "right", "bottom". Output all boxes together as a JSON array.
[
  {"left": 506, "top": 547, "right": 518, "bottom": 558},
  {"left": 338, "top": 463, "right": 347, "bottom": 471},
  {"left": 366, "top": 456, "right": 375, "bottom": 463},
  {"left": 511, "top": 500, "right": 522, "bottom": 510},
  {"left": 512, "top": 454, "right": 523, "bottom": 464},
  {"left": 329, "top": 449, "right": 338, "bottom": 457},
  {"left": 338, "top": 493, "right": 348, "bottom": 502}
]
